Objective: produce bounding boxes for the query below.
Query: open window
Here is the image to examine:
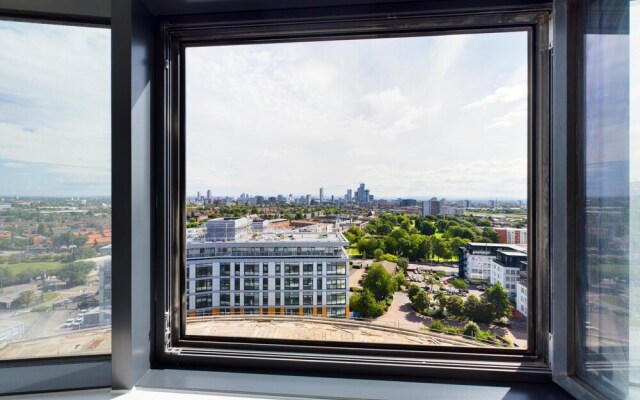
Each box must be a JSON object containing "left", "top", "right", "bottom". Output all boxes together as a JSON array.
[{"left": 156, "top": 5, "right": 552, "bottom": 380}]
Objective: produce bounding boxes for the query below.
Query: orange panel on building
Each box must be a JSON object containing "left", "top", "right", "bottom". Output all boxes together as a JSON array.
[
  {"left": 268, "top": 307, "right": 276, "bottom": 315},
  {"left": 321, "top": 307, "right": 327, "bottom": 317}
]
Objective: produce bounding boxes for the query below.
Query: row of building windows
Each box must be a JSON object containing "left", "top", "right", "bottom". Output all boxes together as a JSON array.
[
  {"left": 194, "top": 262, "right": 347, "bottom": 278},
  {"left": 194, "top": 292, "right": 346, "bottom": 307},
  {"left": 187, "top": 247, "right": 344, "bottom": 258},
  {"left": 192, "top": 277, "right": 347, "bottom": 292}
]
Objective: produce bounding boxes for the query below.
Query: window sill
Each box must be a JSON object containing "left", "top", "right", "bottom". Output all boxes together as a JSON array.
[{"left": 132, "top": 369, "right": 573, "bottom": 400}]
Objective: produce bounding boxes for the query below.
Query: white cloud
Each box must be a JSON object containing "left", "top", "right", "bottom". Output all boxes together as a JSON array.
[
  {"left": 4, "top": 162, "right": 25, "bottom": 169},
  {"left": 466, "top": 84, "right": 527, "bottom": 108}
]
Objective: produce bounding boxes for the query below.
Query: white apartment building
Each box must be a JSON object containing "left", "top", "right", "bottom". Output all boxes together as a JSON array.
[
  {"left": 489, "top": 250, "right": 527, "bottom": 294},
  {"left": 516, "top": 280, "right": 528, "bottom": 317},
  {"left": 458, "top": 243, "right": 527, "bottom": 281},
  {"left": 186, "top": 218, "right": 350, "bottom": 317}
]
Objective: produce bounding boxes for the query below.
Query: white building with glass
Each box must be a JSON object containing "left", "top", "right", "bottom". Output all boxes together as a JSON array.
[
  {"left": 458, "top": 242, "right": 527, "bottom": 281},
  {"left": 489, "top": 250, "right": 527, "bottom": 294},
  {"left": 186, "top": 218, "right": 350, "bottom": 317}
]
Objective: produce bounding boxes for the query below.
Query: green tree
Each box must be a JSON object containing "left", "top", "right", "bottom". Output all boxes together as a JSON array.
[
  {"left": 361, "top": 263, "right": 397, "bottom": 301},
  {"left": 464, "top": 295, "right": 493, "bottom": 324},
  {"left": 407, "top": 284, "right": 421, "bottom": 301},
  {"left": 482, "top": 227, "right": 500, "bottom": 243},
  {"left": 397, "top": 237, "right": 415, "bottom": 259},
  {"left": 397, "top": 258, "right": 409, "bottom": 272},
  {"left": 419, "top": 220, "right": 436, "bottom": 236},
  {"left": 373, "top": 248, "right": 384, "bottom": 261},
  {"left": 450, "top": 279, "right": 468, "bottom": 290},
  {"left": 430, "top": 236, "right": 450, "bottom": 261},
  {"left": 463, "top": 321, "right": 481, "bottom": 338},
  {"left": 58, "top": 261, "right": 95, "bottom": 286},
  {"left": 16, "top": 290, "right": 36, "bottom": 307},
  {"left": 347, "top": 226, "right": 365, "bottom": 241},
  {"left": 393, "top": 272, "right": 406, "bottom": 289},
  {"left": 389, "top": 228, "right": 409, "bottom": 241},
  {"left": 484, "top": 282, "right": 512, "bottom": 322},
  {"left": 383, "top": 236, "right": 398, "bottom": 254},
  {"left": 69, "top": 246, "right": 98, "bottom": 262},
  {"left": 446, "top": 294, "right": 465, "bottom": 318},
  {"left": 447, "top": 237, "right": 468, "bottom": 260},
  {"left": 436, "top": 219, "right": 449, "bottom": 233},
  {"left": 350, "top": 289, "right": 384, "bottom": 318},
  {"left": 433, "top": 290, "right": 448, "bottom": 316},
  {"left": 446, "top": 225, "right": 476, "bottom": 240},
  {"left": 357, "top": 237, "right": 381, "bottom": 257},
  {"left": 412, "top": 290, "right": 431, "bottom": 314}
]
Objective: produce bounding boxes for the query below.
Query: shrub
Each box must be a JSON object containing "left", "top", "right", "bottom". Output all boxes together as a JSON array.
[
  {"left": 430, "top": 320, "right": 445, "bottom": 332},
  {"left": 463, "top": 321, "right": 481, "bottom": 338}
]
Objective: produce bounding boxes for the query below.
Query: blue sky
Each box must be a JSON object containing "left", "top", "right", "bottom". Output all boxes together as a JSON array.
[
  {"left": 186, "top": 32, "right": 529, "bottom": 199},
  {"left": 0, "top": 21, "right": 110, "bottom": 197}
]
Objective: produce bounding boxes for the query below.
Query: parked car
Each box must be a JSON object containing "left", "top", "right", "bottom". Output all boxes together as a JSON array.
[{"left": 62, "top": 318, "right": 74, "bottom": 328}]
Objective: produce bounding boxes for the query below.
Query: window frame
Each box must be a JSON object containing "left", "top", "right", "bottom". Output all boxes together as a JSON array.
[
  {"left": 0, "top": 4, "right": 112, "bottom": 395},
  {"left": 155, "top": 4, "right": 553, "bottom": 382}
]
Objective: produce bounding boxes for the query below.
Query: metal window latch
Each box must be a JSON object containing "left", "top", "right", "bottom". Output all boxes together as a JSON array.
[
  {"left": 164, "top": 59, "right": 170, "bottom": 70},
  {"left": 164, "top": 311, "right": 181, "bottom": 354}
]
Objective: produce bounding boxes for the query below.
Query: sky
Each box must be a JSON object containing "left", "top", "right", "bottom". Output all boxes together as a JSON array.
[
  {"left": 0, "top": 21, "right": 110, "bottom": 197},
  {"left": 186, "top": 32, "right": 529, "bottom": 200},
  {"left": 0, "top": 8, "right": 637, "bottom": 200}
]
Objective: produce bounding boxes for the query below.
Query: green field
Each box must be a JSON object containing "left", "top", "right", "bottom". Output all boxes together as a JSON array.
[
  {"left": 465, "top": 211, "right": 526, "bottom": 220},
  {"left": 346, "top": 248, "right": 361, "bottom": 257},
  {"left": 0, "top": 261, "right": 65, "bottom": 277}
]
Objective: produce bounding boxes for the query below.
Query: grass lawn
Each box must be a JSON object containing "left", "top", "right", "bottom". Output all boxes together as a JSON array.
[
  {"left": 465, "top": 211, "right": 526, "bottom": 219},
  {"left": 346, "top": 248, "right": 361, "bottom": 257},
  {"left": 40, "top": 292, "right": 61, "bottom": 303},
  {"left": 0, "top": 261, "right": 65, "bottom": 277}
]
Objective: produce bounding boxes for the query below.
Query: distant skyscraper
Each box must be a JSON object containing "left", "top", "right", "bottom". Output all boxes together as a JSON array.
[
  {"left": 355, "top": 183, "right": 371, "bottom": 204},
  {"left": 464, "top": 200, "right": 470, "bottom": 208},
  {"left": 319, "top": 187, "right": 324, "bottom": 203},
  {"left": 196, "top": 191, "right": 201, "bottom": 200},
  {"left": 306, "top": 194, "right": 311, "bottom": 205},
  {"left": 206, "top": 189, "right": 212, "bottom": 201},
  {"left": 422, "top": 197, "right": 441, "bottom": 216},
  {"left": 346, "top": 189, "right": 352, "bottom": 202},
  {"left": 488, "top": 199, "right": 496, "bottom": 208}
]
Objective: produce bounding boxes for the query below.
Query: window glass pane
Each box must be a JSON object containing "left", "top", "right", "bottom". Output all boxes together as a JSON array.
[
  {"left": 577, "top": 1, "right": 638, "bottom": 397},
  {"left": 0, "top": 20, "right": 110, "bottom": 360},
  {"left": 184, "top": 32, "right": 529, "bottom": 348}
]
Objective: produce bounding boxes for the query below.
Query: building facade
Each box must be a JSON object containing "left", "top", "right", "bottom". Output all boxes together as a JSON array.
[
  {"left": 489, "top": 250, "right": 527, "bottom": 294},
  {"left": 516, "top": 280, "right": 528, "bottom": 317},
  {"left": 186, "top": 221, "right": 350, "bottom": 317},
  {"left": 458, "top": 242, "right": 527, "bottom": 281},
  {"left": 495, "top": 227, "right": 528, "bottom": 245}
]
